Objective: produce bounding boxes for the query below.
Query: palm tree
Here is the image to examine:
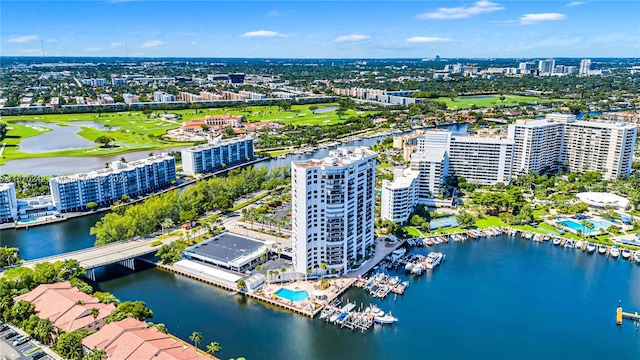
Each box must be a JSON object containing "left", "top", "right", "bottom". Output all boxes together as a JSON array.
[
  {"left": 90, "top": 307, "right": 100, "bottom": 320},
  {"left": 585, "top": 221, "right": 595, "bottom": 236},
  {"left": 189, "top": 331, "right": 203, "bottom": 349},
  {"left": 580, "top": 219, "right": 589, "bottom": 236},
  {"left": 206, "top": 342, "right": 221, "bottom": 355}
]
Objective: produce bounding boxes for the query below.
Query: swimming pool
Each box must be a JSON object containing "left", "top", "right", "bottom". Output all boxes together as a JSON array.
[
  {"left": 558, "top": 219, "right": 612, "bottom": 232},
  {"left": 274, "top": 288, "right": 309, "bottom": 302}
]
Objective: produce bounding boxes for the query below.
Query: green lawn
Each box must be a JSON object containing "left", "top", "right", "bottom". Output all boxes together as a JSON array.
[
  {"left": 263, "top": 149, "right": 292, "bottom": 157},
  {"left": 0, "top": 103, "right": 371, "bottom": 164},
  {"left": 177, "top": 103, "right": 372, "bottom": 126},
  {"left": 434, "top": 95, "right": 566, "bottom": 110}
]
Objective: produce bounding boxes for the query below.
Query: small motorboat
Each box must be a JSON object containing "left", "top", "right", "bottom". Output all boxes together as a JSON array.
[
  {"left": 634, "top": 251, "right": 640, "bottom": 263},
  {"left": 586, "top": 243, "right": 596, "bottom": 253},
  {"left": 598, "top": 244, "right": 608, "bottom": 254},
  {"left": 622, "top": 248, "right": 631, "bottom": 260},
  {"left": 553, "top": 238, "right": 562, "bottom": 246},
  {"left": 610, "top": 246, "right": 620, "bottom": 258},
  {"left": 564, "top": 240, "right": 575, "bottom": 248}
]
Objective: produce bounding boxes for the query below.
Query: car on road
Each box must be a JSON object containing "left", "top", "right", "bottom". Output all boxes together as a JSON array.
[
  {"left": 31, "top": 351, "right": 46, "bottom": 360},
  {"left": 4, "top": 331, "right": 17, "bottom": 339}
]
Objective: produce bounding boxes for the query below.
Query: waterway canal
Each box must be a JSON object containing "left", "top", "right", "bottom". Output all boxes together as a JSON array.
[{"left": 99, "top": 235, "right": 640, "bottom": 359}]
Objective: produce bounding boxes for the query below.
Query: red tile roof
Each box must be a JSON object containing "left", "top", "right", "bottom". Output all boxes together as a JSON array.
[
  {"left": 14, "top": 281, "right": 115, "bottom": 333},
  {"left": 83, "top": 318, "right": 215, "bottom": 360}
]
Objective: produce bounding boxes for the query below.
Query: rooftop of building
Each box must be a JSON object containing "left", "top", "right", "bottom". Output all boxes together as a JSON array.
[
  {"left": 514, "top": 113, "right": 636, "bottom": 130},
  {"left": 51, "top": 153, "right": 174, "bottom": 182},
  {"left": 0, "top": 183, "right": 15, "bottom": 191},
  {"left": 411, "top": 148, "right": 447, "bottom": 162},
  {"left": 82, "top": 318, "right": 215, "bottom": 360},
  {"left": 451, "top": 135, "right": 514, "bottom": 144},
  {"left": 184, "top": 231, "right": 267, "bottom": 267},
  {"left": 182, "top": 136, "right": 252, "bottom": 153},
  {"left": 14, "top": 281, "right": 115, "bottom": 333},
  {"left": 383, "top": 168, "right": 420, "bottom": 189},
  {"left": 292, "top": 146, "right": 377, "bottom": 169}
]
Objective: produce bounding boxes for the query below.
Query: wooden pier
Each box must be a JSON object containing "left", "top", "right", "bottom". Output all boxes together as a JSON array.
[{"left": 616, "top": 306, "right": 640, "bottom": 325}]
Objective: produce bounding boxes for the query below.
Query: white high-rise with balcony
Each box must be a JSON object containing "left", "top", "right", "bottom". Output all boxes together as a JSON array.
[{"left": 291, "top": 147, "right": 376, "bottom": 275}]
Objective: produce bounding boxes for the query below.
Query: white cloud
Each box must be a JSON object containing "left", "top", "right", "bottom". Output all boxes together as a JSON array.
[
  {"left": 240, "top": 30, "right": 287, "bottom": 38},
  {"left": 110, "top": 42, "right": 123, "bottom": 48},
  {"left": 489, "top": 19, "right": 516, "bottom": 24},
  {"left": 84, "top": 47, "right": 104, "bottom": 52},
  {"left": 138, "top": 40, "right": 165, "bottom": 48},
  {"left": 267, "top": 10, "right": 294, "bottom": 17},
  {"left": 520, "top": 13, "right": 566, "bottom": 25},
  {"left": 335, "top": 34, "right": 370, "bottom": 43},
  {"left": 406, "top": 36, "right": 453, "bottom": 43},
  {"left": 7, "top": 35, "right": 39, "bottom": 43},
  {"left": 566, "top": 1, "right": 586, "bottom": 6},
  {"left": 418, "top": 1, "right": 504, "bottom": 20}
]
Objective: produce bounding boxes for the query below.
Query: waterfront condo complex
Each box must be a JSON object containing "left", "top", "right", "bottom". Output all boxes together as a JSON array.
[
  {"left": 291, "top": 147, "right": 377, "bottom": 275},
  {"left": 382, "top": 114, "right": 637, "bottom": 223},
  {"left": 49, "top": 154, "right": 176, "bottom": 212},
  {"left": 0, "top": 183, "right": 18, "bottom": 223},
  {"left": 508, "top": 113, "right": 636, "bottom": 179},
  {"left": 181, "top": 136, "right": 254, "bottom": 175}
]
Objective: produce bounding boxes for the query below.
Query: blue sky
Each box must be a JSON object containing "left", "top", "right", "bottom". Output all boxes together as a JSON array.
[{"left": 2, "top": 1, "right": 639, "bottom": 58}]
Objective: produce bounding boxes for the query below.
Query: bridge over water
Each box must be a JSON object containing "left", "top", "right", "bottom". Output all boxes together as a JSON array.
[{"left": 20, "top": 236, "right": 173, "bottom": 280}]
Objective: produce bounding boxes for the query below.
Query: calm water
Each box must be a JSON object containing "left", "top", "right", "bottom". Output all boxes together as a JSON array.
[
  {"left": 99, "top": 235, "right": 640, "bottom": 360},
  {"left": 14, "top": 121, "right": 119, "bottom": 153}
]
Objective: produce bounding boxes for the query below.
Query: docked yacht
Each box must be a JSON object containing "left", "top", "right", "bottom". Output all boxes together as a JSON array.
[
  {"left": 391, "top": 248, "right": 407, "bottom": 261},
  {"left": 610, "top": 246, "right": 621, "bottom": 258},
  {"left": 598, "top": 244, "right": 608, "bottom": 254},
  {"left": 365, "top": 304, "right": 385, "bottom": 317},
  {"left": 575, "top": 240, "right": 584, "bottom": 250},
  {"left": 553, "top": 237, "right": 562, "bottom": 246},
  {"left": 425, "top": 252, "right": 444, "bottom": 270},
  {"left": 411, "top": 263, "right": 425, "bottom": 275},
  {"left": 622, "top": 248, "right": 631, "bottom": 260},
  {"left": 374, "top": 312, "right": 398, "bottom": 324},
  {"left": 634, "top": 251, "right": 640, "bottom": 263},
  {"left": 586, "top": 243, "right": 596, "bottom": 253},
  {"left": 564, "top": 240, "right": 575, "bottom": 248}
]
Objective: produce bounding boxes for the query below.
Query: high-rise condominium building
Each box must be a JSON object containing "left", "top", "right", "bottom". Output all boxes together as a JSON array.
[
  {"left": 291, "top": 147, "right": 376, "bottom": 275},
  {"left": 579, "top": 59, "right": 593, "bottom": 75},
  {"left": 0, "top": 183, "right": 18, "bottom": 223},
  {"left": 49, "top": 154, "right": 176, "bottom": 212},
  {"left": 181, "top": 136, "right": 254, "bottom": 175},
  {"left": 538, "top": 59, "right": 556, "bottom": 74},
  {"left": 508, "top": 113, "right": 636, "bottom": 180}
]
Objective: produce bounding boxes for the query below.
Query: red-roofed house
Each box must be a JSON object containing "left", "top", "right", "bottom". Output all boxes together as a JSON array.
[
  {"left": 14, "top": 281, "right": 115, "bottom": 333},
  {"left": 82, "top": 318, "right": 215, "bottom": 360},
  {"left": 181, "top": 115, "right": 243, "bottom": 132}
]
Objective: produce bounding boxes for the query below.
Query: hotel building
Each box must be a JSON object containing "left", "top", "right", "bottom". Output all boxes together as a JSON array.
[
  {"left": 181, "top": 136, "right": 254, "bottom": 175},
  {"left": 0, "top": 183, "right": 18, "bottom": 223},
  {"left": 291, "top": 147, "right": 376, "bottom": 275},
  {"left": 49, "top": 154, "right": 176, "bottom": 212}
]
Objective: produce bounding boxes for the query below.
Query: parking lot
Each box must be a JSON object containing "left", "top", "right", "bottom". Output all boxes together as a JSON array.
[{"left": 0, "top": 325, "right": 53, "bottom": 360}]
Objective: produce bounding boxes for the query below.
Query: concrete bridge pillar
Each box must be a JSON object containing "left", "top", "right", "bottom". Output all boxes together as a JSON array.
[
  {"left": 84, "top": 268, "right": 96, "bottom": 281},
  {"left": 117, "top": 258, "right": 136, "bottom": 270}
]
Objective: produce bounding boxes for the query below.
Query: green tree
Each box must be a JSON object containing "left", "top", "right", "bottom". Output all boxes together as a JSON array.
[
  {"left": 56, "top": 328, "right": 92, "bottom": 360},
  {"left": 0, "top": 247, "right": 20, "bottom": 268},
  {"left": 189, "top": 331, "right": 203, "bottom": 349},
  {"left": 142, "top": 108, "right": 153, "bottom": 118},
  {"left": 206, "top": 341, "right": 221, "bottom": 355},
  {"left": 336, "top": 108, "right": 346, "bottom": 119},
  {"left": 236, "top": 278, "right": 246, "bottom": 290},
  {"left": 0, "top": 122, "right": 7, "bottom": 141},
  {"left": 86, "top": 201, "right": 98, "bottom": 211},
  {"left": 94, "top": 135, "right": 114, "bottom": 148},
  {"left": 154, "top": 323, "right": 168, "bottom": 334},
  {"left": 456, "top": 211, "right": 475, "bottom": 229},
  {"left": 82, "top": 348, "right": 106, "bottom": 360},
  {"left": 106, "top": 301, "right": 153, "bottom": 323}
]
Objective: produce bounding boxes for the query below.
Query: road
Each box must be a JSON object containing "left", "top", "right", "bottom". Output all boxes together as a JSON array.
[{"left": 0, "top": 323, "right": 59, "bottom": 360}]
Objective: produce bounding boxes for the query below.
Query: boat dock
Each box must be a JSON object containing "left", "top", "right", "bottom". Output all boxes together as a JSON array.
[{"left": 616, "top": 306, "right": 640, "bottom": 325}]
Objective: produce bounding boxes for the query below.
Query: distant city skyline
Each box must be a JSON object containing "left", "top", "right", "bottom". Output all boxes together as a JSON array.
[{"left": 2, "top": 1, "right": 639, "bottom": 58}]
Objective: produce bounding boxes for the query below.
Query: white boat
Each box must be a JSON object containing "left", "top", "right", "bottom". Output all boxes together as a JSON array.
[
  {"left": 374, "top": 312, "right": 398, "bottom": 324},
  {"left": 365, "top": 304, "right": 385, "bottom": 317},
  {"left": 329, "top": 313, "right": 340, "bottom": 323},
  {"left": 277, "top": 154, "right": 287, "bottom": 159},
  {"left": 411, "top": 264, "right": 425, "bottom": 275},
  {"left": 610, "top": 246, "right": 620, "bottom": 258},
  {"left": 564, "top": 240, "right": 575, "bottom": 248},
  {"left": 319, "top": 308, "right": 333, "bottom": 320},
  {"left": 634, "top": 251, "right": 640, "bottom": 263},
  {"left": 622, "top": 248, "right": 631, "bottom": 260},
  {"left": 404, "top": 262, "right": 414, "bottom": 272},
  {"left": 553, "top": 238, "right": 562, "bottom": 246},
  {"left": 390, "top": 248, "right": 406, "bottom": 261},
  {"left": 426, "top": 252, "right": 443, "bottom": 270},
  {"left": 598, "top": 244, "right": 608, "bottom": 254},
  {"left": 575, "top": 240, "right": 584, "bottom": 250},
  {"left": 586, "top": 243, "right": 596, "bottom": 253}
]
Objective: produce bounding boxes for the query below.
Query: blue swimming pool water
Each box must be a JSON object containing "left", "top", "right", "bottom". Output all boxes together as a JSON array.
[
  {"left": 558, "top": 219, "right": 611, "bottom": 232},
  {"left": 274, "top": 288, "right": 309, "bottom": 302}
]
